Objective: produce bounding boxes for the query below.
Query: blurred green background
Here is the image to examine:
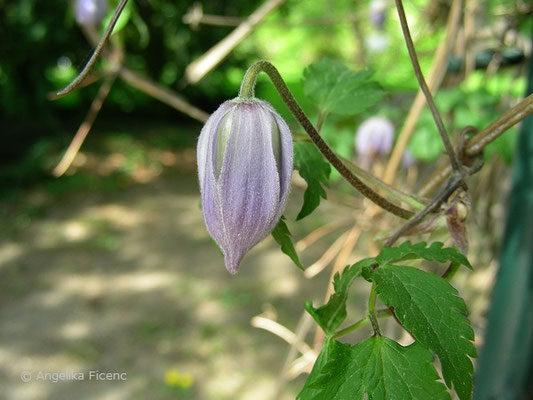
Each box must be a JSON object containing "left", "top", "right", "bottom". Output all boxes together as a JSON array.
[{"left": 0, "top": 0, "right": 531, "bottom": 399}]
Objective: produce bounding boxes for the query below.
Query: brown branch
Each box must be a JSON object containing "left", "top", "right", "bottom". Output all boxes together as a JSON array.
[
  {"left": 55, "top": 0, "right": 128, "bottom": 97},
  {"left": 418, "top": 93, "right": 533, "bottom": 196},
  {"left": 394, "top": 0, "right": 460, "bottom": 172},
  {"left": 386, "top": 178, "right": 462, "bottom": 246},
  {"left": 388, "top": 159, "right": 483, "bottom": 246}
]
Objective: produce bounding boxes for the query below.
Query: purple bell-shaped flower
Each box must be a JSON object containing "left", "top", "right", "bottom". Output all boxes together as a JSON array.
[
  {"left": 355, "top": 116, "right": 394, "bottom": 168},
  {"left": 75, "top": 0, "right": 108, "bottom": 27},
  {"left": 197, "top": 98, "right": 293, "bottom": 274}
]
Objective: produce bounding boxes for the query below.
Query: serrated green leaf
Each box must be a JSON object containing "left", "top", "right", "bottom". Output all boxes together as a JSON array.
[
  {"left": 298, "top": 336, "right": 450, "bottom": 400},
  {"left": 294, "top": 142, "right": 331, "bottom": 220},
  {"left": 305, "top": 259, "right": 375, "bottom": 335},
  {"left": 376, "top": 241, "right": 472, "bottom": 270},
  {"left": 302, "top": 58, "right": 384, "bottom": 116},
  {"left": 372, "top": 266, "right": 476, "bottom": 400},
  {"left": 271, "top": 216, "right": 304, "bottom": 271}
]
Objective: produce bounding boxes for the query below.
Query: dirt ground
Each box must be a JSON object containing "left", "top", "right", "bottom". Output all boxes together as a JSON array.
[{"left": 0, "top": 140, "right": 502, "bottom": 400}]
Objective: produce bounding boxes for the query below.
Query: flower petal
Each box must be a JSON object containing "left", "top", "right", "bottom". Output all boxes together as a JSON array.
[{"left": 217, "top": 103, "right": 281, "bottom": 273}]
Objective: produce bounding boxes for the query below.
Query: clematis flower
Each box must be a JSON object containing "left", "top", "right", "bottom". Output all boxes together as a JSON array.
[
  {"left": 75, "top": 0, "right": 108, "bottom": 27},
  {"left": 355, "top": 116, "right": 394, "bottom": 168},
  {"left": 369, "top": 0, "right": 388, "bottom": 30},
  {"left": 197, "top": 98, "right": 293, "bottom": 274}
]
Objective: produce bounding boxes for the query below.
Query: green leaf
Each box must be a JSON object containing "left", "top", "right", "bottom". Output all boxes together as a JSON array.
[
  {"left": 372, "top": 266, "right": 476, "bottom": 400},
  {"left": 305, "top": 260, "right": 373, "bottom": 335},
  {"left": 298, "top": 336, "right": 450, "bottom": 400},
  {"left": 302, "top": 58, "right": 384, "bottom": 116},
  {"left": 376, "top": 241, "right": 472, "bottom": 270},
  {"left": 294, "top": 142, "right": 331, "bottom": 220},
  {"left": 271, "top": 216, "right": 304, "bottom": 271}
]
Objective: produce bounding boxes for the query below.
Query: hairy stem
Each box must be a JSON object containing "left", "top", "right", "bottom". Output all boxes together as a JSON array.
[
  {"left": 56, "top": 0, "right": 129, "bottom": 97},
  {"left": 239, "top": 61, "right": 414, "bottom": 219},
  {"left": 368, "top": 283, "right": 381, "bottom": 335},
  {"left": 394, "top": 0, "right": 460, "bottom": 173}
]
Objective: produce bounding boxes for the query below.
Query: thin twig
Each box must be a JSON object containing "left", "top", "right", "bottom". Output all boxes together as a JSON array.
[
  {"left": 394, "top": 0, "right": 461, "bottom": 172},
  {"left": 273, "top": 312, "right": 314, "bottom": 398},
  {"left": 251, "top": 316, "right": 315, "bottom": 357},
  {"left": 383, "top": 0, "right": 462, "bottom": 184},
  {"left": 388, "top": 159, "right": 483, "bottom": 246},
  {"left": 304, "top": 231, "right": 350, "bottom": 279},
  {"left": 386, "top": 177, "right": 463, "bottom": 246},
  {"left": 467, "top": 93, "right": 533, "bottom": 156},
  {"left": 119, "top": 67, "right": 209, "bottom": 122},
  {"left": 56, "top": 0, "right": 128, "bottom": 97},
  {"left": 75, "top": 25, "right": 210, "bottom": 123},
  {"left": 53, "top": 73, "right": 118, "bottom": 176},
  {"left": 295, "top": 219, "right": 350, "bottom": 252},
  {"left": 185, "top": 0, "right": 286, "bottom": 84}
]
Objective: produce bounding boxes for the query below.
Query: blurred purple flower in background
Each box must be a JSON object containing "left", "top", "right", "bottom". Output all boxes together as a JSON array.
[
  {"left": 355, "top": 116, "right": 394, "bottom": 168},
  {"left": 197, "top": 99, "right": 293, "bottom": 274},
  {"left": 369, "top": 0, "right": 388, "bottom": 30},
  {"left": 75, "top": 0, "right": 108, "bottom": 27},
  {"left": 402, "top": 149, "right": 416, "bottom": 169}
]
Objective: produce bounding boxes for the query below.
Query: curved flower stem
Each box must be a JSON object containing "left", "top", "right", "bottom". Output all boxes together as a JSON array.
[
  {"left": 394, "top": 0, "right": 460, "bottom": 173},
  {"left": 332, "top": 309, "right": 392, "bottom": 340},
  {"left": 55, "top": 0, "right": 129, "bottom": 97},
  {"left": 239, "top": 61, "right": 414, "bottom": 219}
]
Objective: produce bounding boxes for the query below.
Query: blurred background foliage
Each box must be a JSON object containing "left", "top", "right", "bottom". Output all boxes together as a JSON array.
[
  {"left": 1, "top": 0, "right": 531, "bottom": 176},
  {"left": 1, "top": 0, "right": 531, "bottom": 197}
]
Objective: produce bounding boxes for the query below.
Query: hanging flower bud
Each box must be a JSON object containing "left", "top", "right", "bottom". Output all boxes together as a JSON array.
[
  {"left": 75, "top": 0, "right": 108, "bottom": 27},
  {"left": 197, "top": 99, "right": 293, "bottom": 274},
  {"left": 355, "top": 116, "right": 394, "bottom": 168}
]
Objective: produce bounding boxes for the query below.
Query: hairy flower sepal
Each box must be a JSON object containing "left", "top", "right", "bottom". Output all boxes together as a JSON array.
[{"left": 197, "top": 98, "right": 293, "bottom": 274}]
